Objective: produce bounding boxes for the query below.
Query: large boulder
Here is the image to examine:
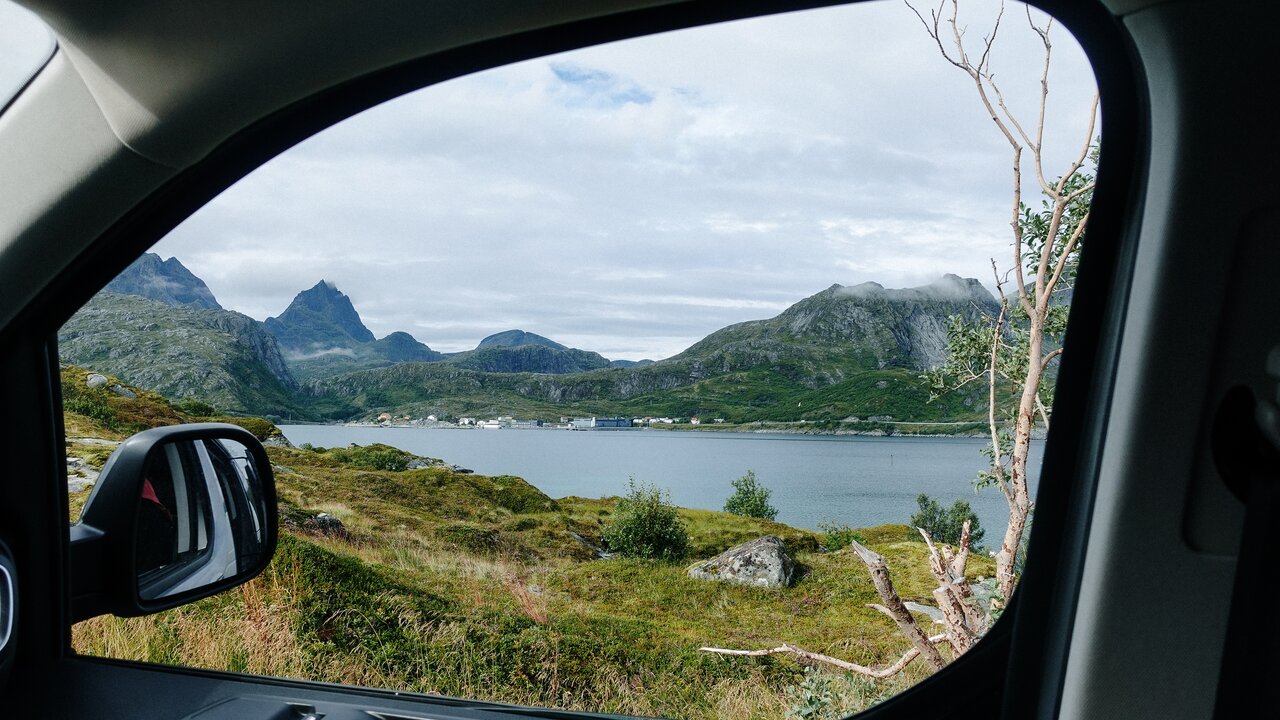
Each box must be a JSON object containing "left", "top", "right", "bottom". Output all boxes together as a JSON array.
[{"left": 687, "top": 535, "right": 796, "bottom": 588}]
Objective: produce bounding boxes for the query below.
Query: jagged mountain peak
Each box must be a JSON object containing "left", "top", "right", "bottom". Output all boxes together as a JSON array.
[
  {"left": 824, "top": 275, "right": 992, "bottom": 304},
  {"left": 104, "top": 252, "right": 222, "bottom": 310},
  {"left": 265, "top": 280, "right": 375, "bottom": 351}
]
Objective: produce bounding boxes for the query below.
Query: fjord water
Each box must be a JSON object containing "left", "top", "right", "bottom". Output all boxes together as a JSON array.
[{"left": 280, "top": 426, "right": 1042, "bottom": 540}]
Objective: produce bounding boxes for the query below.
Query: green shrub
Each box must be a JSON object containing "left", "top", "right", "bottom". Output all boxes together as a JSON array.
[
  {"left": 786, "top": 667, "right": 893, "bottom": 719},
  {"left": 601, "top": 479, "right": 689, "bottom": 561},
  {"left": 817, "top": 520, "right": 866, "bottom": 551},
  {"left": 175, "top": 398, "right": 218, "bottom": 417},
  {"left": 722, "top": 470, "right": 778, "bottom": 521},
  {"left": 909, "top": 493, "right": 985, "bottom": 550},
  {"left": 61, "top": 378, "right": 120, "bottom": 430},
  {"left": 216, "top": 415, "right": 280, "bottom": 440},
  {"left": 328, "top": 444, "right": 411, "bottom": 472},
  {"left": 435, "top": 523, "right": 501, "bottom": 554}
]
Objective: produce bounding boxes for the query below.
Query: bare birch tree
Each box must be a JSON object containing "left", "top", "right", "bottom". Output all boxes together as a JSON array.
[
  {"left": 912, "top": 0, "right": 1099, "bottom": 599},
  {"left": 703, "top": 0, "right": 1098, "bottom": 680}
]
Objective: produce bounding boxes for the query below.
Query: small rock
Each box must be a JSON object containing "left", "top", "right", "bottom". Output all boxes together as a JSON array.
[
  {"left": 262, "top": 435, "right": 294, "bottom": 448},
  {"left": 687, "top": 535, "right": 796, "bottom": 588},
  {"left": 85, "top": 374, "right": 108, "bottom": 389},
  {"left": 406, "top": 458, "right": 433, "bottom": 470},
  {"left": 110, "top": 384, "right": 137, "bottom": 399},
  {"left": 66, "top": 456, "right": 99, "bottom": 492},
  {"left": 568, "top": 531, "right": 614, "bottom": 559},
  {"left": 303, "top": 512, "right": 348, "bottom": 538}
]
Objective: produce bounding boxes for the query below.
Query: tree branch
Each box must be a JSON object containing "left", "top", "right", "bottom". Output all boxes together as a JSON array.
[
  {"left": 1035, "top": 391, "right": 1052, "bottom": 429},
  {"left": 1058, "top": 93, "right": 1100, "bottom": 190},
  {"left": 904, "top": 0, "right": 967, "bottom": 71},
  {"left": 851, "top": 541, "right": 948, "bottom": 670},
  {"left": 988, "top": 263, "right": 1014, "bottom": 504},
  {"left": 1029, "top": 6, "right": 1053, "bottom": 194},
  {"left": 1045, "top": 210, "right": 1088, "bottom": 297},
  {"left": 699, "top": 635, "right": 948, "bottom": 679}
]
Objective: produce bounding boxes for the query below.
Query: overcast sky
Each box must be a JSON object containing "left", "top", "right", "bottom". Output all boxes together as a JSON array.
[{"left": 139, "top": 0, "right": 1096, "bottom": 360}]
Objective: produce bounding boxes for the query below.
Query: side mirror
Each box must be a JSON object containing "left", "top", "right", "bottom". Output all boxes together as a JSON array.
[{"left": 69, "top": 423, "right": 277, "bottom": 622}]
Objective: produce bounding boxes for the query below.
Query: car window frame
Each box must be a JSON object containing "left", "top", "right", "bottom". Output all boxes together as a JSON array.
[{"left": 0, "top": 0, "right": 1147, "bottom": 716}]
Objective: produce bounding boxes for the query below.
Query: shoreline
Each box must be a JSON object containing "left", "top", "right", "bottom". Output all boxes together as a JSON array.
[{"left": 293, "top": 420, "right": 1043, "bottom": 440}]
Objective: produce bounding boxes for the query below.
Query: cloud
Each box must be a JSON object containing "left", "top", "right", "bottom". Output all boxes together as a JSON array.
[
  {"left": 150, "top": 0, "right": 1097, "bottom": 360},
  {"left": 704, "top": 214, "right": 782, "bottom": 235},
  {"left": 286, "top": 347, "right": 357, "bottom": 360}
]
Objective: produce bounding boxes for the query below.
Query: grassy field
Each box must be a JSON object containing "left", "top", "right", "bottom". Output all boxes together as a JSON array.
[{"left": 63, "top": 367, "right": 997, "bottom": 719}]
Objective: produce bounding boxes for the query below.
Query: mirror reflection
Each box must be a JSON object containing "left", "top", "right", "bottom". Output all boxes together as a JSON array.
[{"left": 136, "top": 438, "right": 268, "bottom": 601}]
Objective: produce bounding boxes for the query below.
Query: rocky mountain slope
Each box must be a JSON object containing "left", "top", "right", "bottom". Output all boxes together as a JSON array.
[
  {"left": 264, "top": 280, "right": 378, "bottom": 351},
  {"left": 306, "top": 277, "right": 999, "bottom": 422},
  {"left": 444, "top": 330, "right": 613, "bottom": 374},
  {"left": 65, "top": 255, "right": 1004, "bottom": 423},
  {"left": 59, "top": 293, "right": 303, "bottom": 417},
  {"left": 263, "top": 281, "right": 443, "bottom": 380},
  {"left": 476, "top": 329, "right": 566, "bottom": 350},
  {"left": 671, "top": 275, "right": 1000, "bottom": 380}
]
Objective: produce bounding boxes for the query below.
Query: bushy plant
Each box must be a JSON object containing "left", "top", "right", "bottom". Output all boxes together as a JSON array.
[
  {"left": 817, "top": 520, "right": 866, "bottom": 551},
  {"left": 217, "top": 415, "right": 280, "bottom": 440},
  {"left": 175, "top": 398, "right": 218, "bottom": 417},
  {"left": 786, "top": 667, "right": 891, "bottom": 719},
  {"left": 328, "top": 444, "right": 411, "bottom": 472},
  {"left": 786, "top": 667, "right": 836, "bottom": 719},
  {"left": 61, "top": 379, "right": 120, "bottom": 430},
  {"left": 909, "top": 493, "right": 985, "bottom": 550},
  {"left": 601, "top": 479, "right": 689, "bottom": 561},
  {"left": 722, "top": 470, "right": 778, "bottom": 521}
]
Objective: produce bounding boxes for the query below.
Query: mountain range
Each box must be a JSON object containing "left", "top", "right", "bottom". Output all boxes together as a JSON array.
[{"left": 60, "top": 253, "right": 1001, "bottom": 423}]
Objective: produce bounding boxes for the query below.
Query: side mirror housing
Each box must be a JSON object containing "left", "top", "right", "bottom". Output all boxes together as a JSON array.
[
  {"left": 0, "top": 539, "right": 15, "bottom": 684},
  {"left": 69, "top": 423, "right": 278, "bottom": 622}
]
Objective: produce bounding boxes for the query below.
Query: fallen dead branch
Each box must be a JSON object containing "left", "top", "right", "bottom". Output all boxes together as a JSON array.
[{"left": 700, "top": 635, "right": 947, "bottom": 679}]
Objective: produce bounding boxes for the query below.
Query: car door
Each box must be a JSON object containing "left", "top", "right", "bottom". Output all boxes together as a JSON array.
[{"left": 4, "top": 0, "right": 1256, "bottom": 718}]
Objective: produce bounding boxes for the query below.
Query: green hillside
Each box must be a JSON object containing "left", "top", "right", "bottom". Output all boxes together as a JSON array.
[
  {"left": 59, "top": 293, "right": 305, "bottom": 418},
  {"left": 64, "top": 381, "right": 994, "bottom": 719},
  {"left": 66, "top": 267, "right": 1010, "bottom": 424}
]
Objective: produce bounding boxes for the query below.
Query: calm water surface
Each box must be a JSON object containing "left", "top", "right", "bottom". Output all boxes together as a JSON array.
[{"left": 280, "top": 426, "right": 1042, "bottom": 541}]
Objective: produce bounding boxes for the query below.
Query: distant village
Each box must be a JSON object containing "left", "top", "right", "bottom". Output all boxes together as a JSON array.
[{"left": 354, "top": 413, "right": 728, "bottom": 430}]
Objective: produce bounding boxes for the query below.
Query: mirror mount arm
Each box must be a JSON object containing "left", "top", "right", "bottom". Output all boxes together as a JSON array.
[{"left": 68, "top": 524, "right": 111, "bottom": 623}]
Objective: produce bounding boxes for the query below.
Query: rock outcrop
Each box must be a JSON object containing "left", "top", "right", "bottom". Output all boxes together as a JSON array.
[{"left": 687, "top": 535, "right": 796, "bottom": 588}]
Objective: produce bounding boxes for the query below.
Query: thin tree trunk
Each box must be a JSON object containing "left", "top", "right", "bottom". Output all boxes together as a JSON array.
[{"left": 851, "top": 541, "right": 948, "bottom": 670}]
